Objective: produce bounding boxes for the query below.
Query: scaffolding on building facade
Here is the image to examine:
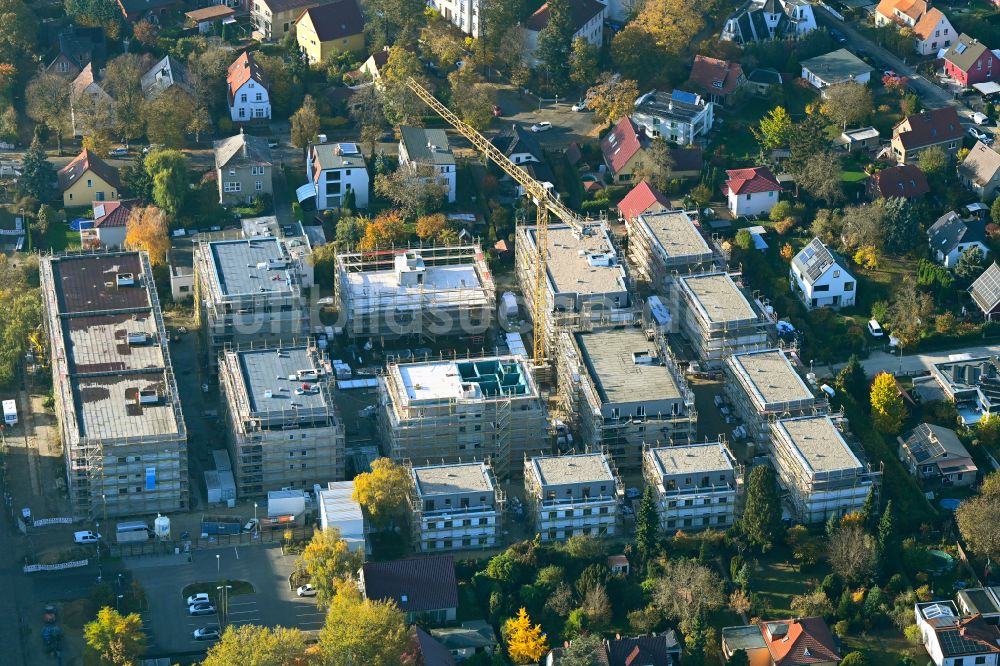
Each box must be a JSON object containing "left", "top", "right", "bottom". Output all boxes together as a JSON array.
[{"left": 624, "top": 212, "right": 726, "bottom": 294}]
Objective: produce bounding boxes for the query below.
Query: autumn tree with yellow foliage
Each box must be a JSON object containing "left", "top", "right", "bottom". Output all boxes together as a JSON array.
[
  {"left": 319, "top": 578, "right": 409, "bottom": 665},
  {"left": 202, "top": 625, "right": 310, "bottom": 666},
  {"left": 633, "top": 0, "right": 706, "bottom": 56},
  {"left": 504, "top": 608, "right": 548, "bottom": 664},
  {"left": 297, "top": 527, "right": 364, "bottom": 608},
  {"left": 357, "top": 211, "right": 407, "bottom": 252},
  {"left": 870, "top": 372, "right": 906, "bottom": 434},
  {"left": 415, "top": 213, "right": 447, "bottom": 241},
  {"left": 352, "top": 457, "right": 411, "bottom": 525},
  {"left": 125, "top": 206, "right": 170, "bottom": 266}
]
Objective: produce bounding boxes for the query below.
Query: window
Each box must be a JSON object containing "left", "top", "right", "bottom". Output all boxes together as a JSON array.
[
  {"left": 87, "top": 179, "right": 92, "bottom": 188},
  {"left": 241, "top": 93, "right": 247, "bottom": 102},
  {"left": 255, "top": 93, "right": 262, "bottom": 101},
  {"left": 833, "top": 270, "right": 840, "bottom": 278},
  {"left": 746, "top": 193, "right": 752, "bottom": 200},
  {"left": 844, "top": 281, "right": 855, "bottom": 291},
  {"left": 229, "top": 168, "right": 236, "bottom": 176},
  {"left": 224, "top": 182, "right": 241, "bottom": 192},
  {"left": 251, "top": 166, "right": 264, "bottom": 175},
  {"left": 255, "top": 181, "right": 263, "bottom": 191},
  {"left": 239, "top": 108, "right": 246, "bottom": 118}
]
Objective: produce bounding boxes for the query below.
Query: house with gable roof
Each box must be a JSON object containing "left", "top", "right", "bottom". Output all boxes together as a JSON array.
[
  {"left": 875, "top": 0, "right": 926, "bottom": 27},
  {"left": 945, "top": 33, "right": 1000, "bottom": 88},
  {"left": 868, "top": 163, "right": 929, "bottom": 200},
  {"left": 491, "top": 123, "right": 555, "bottom": 196},
  {"left": 81, "top": 199, "right": 140, "bottom": 249},
  {"left": 891, "top": 107, "right": 963, "bottom": 164},
  {"left": 227, "top": 51, "right": 271, "bottom": 123},
  {"left": 617, "top": 181, "right": 672, "bottom": 222},
  {"left": 898, "top": 423, "right": 977, "bottom": 487},
  {"left": 214, "top": 132, "right": 273, "bottom": 206},
  {"left": 915, "top": 600, "right": 1000, "bottom": 666},
  {"left": 722, "top": 0, "right": 817, "bottom": 44},
  {"left": 969, "top": 263, "right": 1000, "bottom": 321},
  {"left": 928, "top": 210, "right": 990, "bottom": 269},
  {"left": 722, "top": 617, "right": 842, "bottom": 665},
  {"left": 45, "top": 27, "right": 106, "bottom": 77},
  {"left": 601, "top": 117, "right": 651, "bottom": 184},
  {"left": 790, "top": 238, "right": 856, "bottom": 309},
  {"left": 58, "top": 149, "right": 121, "bottom": 208},
  {"left": 723, "top": 166, "right": 781, "bottom": 217},
  {"left": 141, "top": 56, "right": 193, "bottom": 102},
  {"left": 522, "top": 0, "right": 606, "bottom": 65},
  {"left": 294, "top": 0, "right": 365, "bottom": 65},
  {"left": 69, "top": 63, "right": 115, "bottom": 138},
  {"left": 548, "top": 632, "right": 682, "bottom": 665},
  {"left": 912, "top": 8, "right": 955, "bottom": 55},
  {"left": 687, "top": 55, "right": 746, "bottom": 105},
  {"left": 359, "top": 555, "right": 458, "bottom": 624},
  {"left": 959, "top": 141, "right": 1000, "bottom": 199}
]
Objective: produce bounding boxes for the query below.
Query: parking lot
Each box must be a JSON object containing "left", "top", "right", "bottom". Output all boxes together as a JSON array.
[{"left": 131, "top": 544, "right": 326, "bottom": 655}]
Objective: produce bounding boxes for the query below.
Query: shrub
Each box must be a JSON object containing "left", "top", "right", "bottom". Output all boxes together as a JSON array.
[
  {"left": 774, "top": 217, "right": 797, "bottom": 235},
  {"left": 903, "top": 623, "right": 923, "bottom": 645}
]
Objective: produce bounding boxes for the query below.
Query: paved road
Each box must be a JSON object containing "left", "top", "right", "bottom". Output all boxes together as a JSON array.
[{"left": 824, "top": 342, "right": 1000, "bottom": 378}]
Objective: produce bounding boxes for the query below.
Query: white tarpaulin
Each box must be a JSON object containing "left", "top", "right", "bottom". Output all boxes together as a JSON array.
[
  {"left": 973, "top": 82, "right": 1000, "bottom": 96},
  {"left": 295, "top": 182, "right": 317, "bottom": 203}
]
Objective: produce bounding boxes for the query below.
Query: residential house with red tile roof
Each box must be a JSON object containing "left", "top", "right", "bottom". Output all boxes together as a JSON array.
[
  {"left": 723, "top": 166, "right": 781, "bottom": 217},
  {"left": 944, "top": 33, "right": 1000, "bottom": 88},
  {"left": 912, "top": 8, "right": 955, "bottom": 56},
  {"left": 915, "top": 601, "right": 1000, "bottom": 666},
  {"left": 875, "top": 0, "right": 928, "bottom": 29},
  {"left": 294, "top": 0, "right": 365, "bottom": 65},
  {"left": 58, "top": 149, "right": 121, "bottom": 209},
  {"left": 82, "top": 199, "right": 139, "bottom": 249},
  {"left": 522, "top": 0, "right": 606, "bottom": 65},
  {"left": 868, "top": 163, "right": 929, "bottom": 200},
  {"left": 601, "top": 117, "right": 651, "bottom": 184},
  {"left": 618, "top": 181, "right": 672, "bottom": 222},
  {"left": 891, "top": 107, "right": 963, "bottom": 163},
  {"left": 687, "top": 55, "right": 746, "bottom": 105},
  {"left": 227, "top": 52, "right": 271, "bottom": 123},
  {"left": 722, "top": 617, "right": 842, "bottom": 666}
]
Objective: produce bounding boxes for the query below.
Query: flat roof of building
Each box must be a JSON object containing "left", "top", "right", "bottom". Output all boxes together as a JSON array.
[
  {"left": 680, "top": 272, "right": 758, "bottom": 325},
  {"left": 530, "top": 452, "right": 614, "bottom": 487},
  {"left": 529, "top": 225, "right": 626, "bottom": 297},
  {"left": 637, "top": 210, "right": 713, "bottom": 261},
  {"left": 773, "top": 416, "right": 863, "bottom": 475},
  {"left": 344, "top": 265, "right": 487, "bottom": 310},
  {"left": 208, "top": 237, "right": 294, "bottom": 297},
  {"left": 65, "top": 312, "right": 164, "bottom": 374},
  {"left": 236, "top": 346, "right": 328, "bottom": 413},
  {"left": 391, "top": 356, "right": 535, "bottom": 404},
  {"left": 50, "top": 253, "right": 149, "bottom": 313},
  {"left": 648, "top": 442, "right": 735, "bottom": 478},
  {"left": 75, "top": 371, "right": 177, "bottom": 439},
  {"left": 575, "top": 328, "right": 681, "bottom": 405},
  {"left": 413, "top": 462, "right": 495, "bottom": 497},
  {"left": 729, "top": 349, "right": 814, "bottom": 410}
]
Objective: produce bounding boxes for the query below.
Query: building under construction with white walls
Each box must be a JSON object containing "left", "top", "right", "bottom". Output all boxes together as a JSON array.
[
  {"left": 218, "top": 342, "right": 345, "bottom": 496},
  {"left": 195, "top": 237, "right": 309, "bottom": 371},
  {"left": 555, "top": 326, "right": 696, "bottom": 471},
  {"left": 335, "top": 243, "right": 495, "bottom": 343},
  {"left": 515, "top": 222, "right": 634, "bottom": 362},
  {"left": 40, "top": 251, "right": 188, "bottom": 518},
  {"left": 626, "top": 210, "right": 724, "bottom": 297},
  {"left": 377, "top": 355, "right": 548, "bottom": 478},
  {"left": 407, "top": 461, "right": 505, "bottom": 552}
]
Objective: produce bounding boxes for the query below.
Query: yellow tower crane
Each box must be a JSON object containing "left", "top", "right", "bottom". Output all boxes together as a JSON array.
[{"left": 405, "top": 77, "right": 587, "bottom": 368}]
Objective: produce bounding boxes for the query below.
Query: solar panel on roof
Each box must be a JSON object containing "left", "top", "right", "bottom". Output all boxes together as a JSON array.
[
  {"left": 671, "top": 90, "right": 699, "bottom": 105},
  {"left": 339, "top": 142, "right": 359, "bottom": 155},
  {"left": 956, "top": 42, "right": 968, "bottom": 55}
]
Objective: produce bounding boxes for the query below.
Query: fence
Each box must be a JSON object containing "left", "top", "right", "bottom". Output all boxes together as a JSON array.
[
  {"left": 24, "top": 559, "right": 89, "bottom": 573},
  {"left": 108, "top": 524, "right": 311, "bottom": 558}
]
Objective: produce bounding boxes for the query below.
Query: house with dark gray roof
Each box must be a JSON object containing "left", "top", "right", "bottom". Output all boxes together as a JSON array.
[
  {"left": 801, "top": 49, "right": 874, "bottom": 92},
  {"left": 928, "top": 210, "right": 989, "bottom": 269},
  {"left": 491, "top": 124, "right": 555, "bottom": 194},
  {"left": 970, "top": 263, "right": 1000, "bottom": 320},
  {"left": 399, "top": 126, "right": 456, "bottom": 203},
  {"left": 789, "top": 238, "right": 856, "bottom": 309},
  {"left": 722, "top": 0, "right": 817, "bottom": 44},
  {"left": 960, "top": 141, "right": 1000, "bottom": 200},
  {"left": 944, "top": 33, "right": 1000, "bottom": 88},
  {"left": 359, "top": 555, "right": 458, "bottom": 624},
  {"left": 547, "top": 632, "right": 681, "bottom": 665},
  {"left": 140, "top": 55, "right": 193, "bottom": 101},
  {"left": 214, "top": 133, "right": 273, "bottom": 206},
  {"left": 898, "top": 423, "right": 977, "bottom": 487}
]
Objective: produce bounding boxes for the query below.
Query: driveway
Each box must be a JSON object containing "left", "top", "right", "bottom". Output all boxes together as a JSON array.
[
  {"left": 130, "top": 544, "right": 324, "bottom": 656},
  {"left": 824, "top": 342, "right": 1000, "bottom": 378},
  {"left": 494, "top": 86, "right": 602, "bottom": 147}
]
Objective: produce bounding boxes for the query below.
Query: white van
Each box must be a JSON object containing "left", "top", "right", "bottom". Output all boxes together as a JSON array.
[
  {"left": 973, "top": 112, "right": 990, "bottom": 126},
  {"left": 867, "top": 319, "right": 884, "bottom": 337}
]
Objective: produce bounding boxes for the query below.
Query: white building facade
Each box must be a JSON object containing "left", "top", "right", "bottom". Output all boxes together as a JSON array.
[
  {"left": 525, "top": 453, "right": 622, "bottom": 542},
  {"left": 427, "top": 0, "right": 480, "bottom": 36},
  {"left": 305, "top": 142, "right": 370, "bottom": 210},
  {"left": 790, "top": 238, "right": 857, "bottom": 309},
  {"left": 643, "top": 443, "right": 741, "bottom": 532}
]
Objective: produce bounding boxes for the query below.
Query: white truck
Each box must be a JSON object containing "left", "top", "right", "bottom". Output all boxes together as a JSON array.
[{"left": 2, "top": 399, "right": 16, "bottom": 427}]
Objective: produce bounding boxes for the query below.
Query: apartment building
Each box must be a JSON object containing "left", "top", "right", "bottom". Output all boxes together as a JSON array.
[
  {"left": 408, "top": 461, "right": 504, "bottom": 552},
  {"left": 631, "top": 89, "right": 715, "bottom": 146},
  {"left": 335, "top": 245, "right": 494, "bottom": 342},
  {"left": 428, "top": 0, "right": 480, "bottom": 36},
  {"left": 556, "top": 327, "right": 696, "bottom": 471},
  {"left": 40, "top": 251, "right": 188, "bottom": 518},
  {"left": 643, "top": 442, "right": 741, "bottom": 532},
  {"left": 219, "top": 344, "right": 345, "bottom": 496},
  {"left": 194, "top": 237, "right": 309, "bottom": 371},
  {"left": 770, "top": 416, "right": 880, "bottom": 523},
  {"left": 378, "top": 356, "right": 548, "bottom": 477},
  {"left": 677, "top": 272, "right": 776, "bottom": 366},
  {"left": 625, "top": 209, "right": 722, "bottom": 296},
  {"left": 725, "top": 349, "right": 823, "bottom": 446},
  {"left": 525, "top": 452, "right": 622, "bottom": 542},
  {"left": 305, "top": 141, "right": 370, "bottom": 210}
]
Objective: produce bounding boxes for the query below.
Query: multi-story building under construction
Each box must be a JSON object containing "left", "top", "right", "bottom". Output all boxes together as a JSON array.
[
  {"left": 524, "top": 452, "right": 622, "bottom": 542},
  {"left": 377, "top": 356, "right": 548, "bottom": 477},
  {"left": 335, "top": 244, "right": 495, "bottom": 343},
  {"left": 407, "top": 461, "right": 504, "bottom": 552},
  {"left": 677, "top": 272, "right": 776, "bottom": 366},
  {"left": 626, "top": 210, "right": 723, "bottom": 297},
  {"left": 195, "top": 237, "right": 309, "bottom": 371},
  {"left": 219, "top": 343, "right": 345, "bottom": 496},
  {"left": 40, "top": 251, "right": 188, "bottom": 518},
  {"left": 769, "top": 415, "right": 880, "bottom": 524},
  {"left": 556, "top": 326, "right": 696, "bottom": 471},
  {"left": 643, "top": 442, "right": 742, "bottom": 532}
]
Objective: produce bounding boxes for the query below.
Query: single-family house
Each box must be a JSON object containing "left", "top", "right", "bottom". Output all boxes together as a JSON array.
[
  {"left": 617, "top": 181, "right": 672, "bottom": 222},
  {"left": 294, "top": 0, "right": 365, "bottom": 65},
  {"left": 185, "top": 5, "right": 236, "bottom": 34},
  {"left": 523, "top": 0, "right": 606, "bottom": 65},
  {"left": 428, "top": 0, "right": 482, "bottom": 37},
  {"left": 214, "top": 133, "right": 274, "bottom": 206},
  {"left": 668, "top": 147, "right": 704, "bottom": 178},
  {"left": 868, "top": 163, "right": 930, "bottom": 200},
  {"left": 81, "top": 199, "right": 139, "bottom": 249},
  {"left": 913, "top": 8, "right": 955, "bottom": 56},
  {"left": 875, "top": 0, "right": 927, "bottom": 28},
  {"left": 723, "top": 166, "right": 781, "bottom": 217},
  {"left": 722, "top": 0, "right": 817, "bottom": 44},
  {"left": 430, "top": 621, "right": 497, "bottom": 662},
  {"left": 490, "top": 124, "right": 555, "bottom": 195},
  {"left": 141, "top": 55, "right": 193, "bottom": 101},
  {"left": 399, "top": 126, "right": 456, "bottom": 203},
  {"left": 915, "top": 601, "right": 1000, "bottom": 666},
  {"left": 687, "top": 55, "right": 746, "bottom": 105},
  {"left": 45, "top": 27, "right": 106, "bottom": 77},
  {"left": 600, "top": 117, "right": 650, "bottom": 184},
  {"left": 304, "top": 141, "right": 370, "bottom": 210},
  {"left": 548, "top": 632, "right": 682, "bottom": 665},
  {"left": 252, "top": 0, "right": 325, "bottom": 41},
  {"left": 227, "top": 52, "right": 271, "bottom": 123},
  {"left": 970, "top": 263, "right": 1000, "bottom": 320},
  {"left": 790, "top": 237, "right": 856, "bottom": 309},
  {"left": 116, "top": 0, "right": 184, "bottom": 23},
  {"left": 960, "top": 141, "right": 1000, "bottom": 199},
  {"left": 746, "top": 68, "right": 783, "bottom": 96},
  {"left": 898, "top": 423, "right": 977, "bottom": 487},
  {"left": 928, "top": 210, "right": 990, "bottom": 268},
  {"left": 349, "top": 49, "right": 390, "bottom": 87},
  {"left": 631, "top": 89, "right": 714, "bottom": 146},
  {"left": 408, "top": 627, "right": 455, "bottom": 666},
  {"left": 359, "top": 556, "right": 458, "bottom": 625},
  {"left": 58, "top": 149, "right": 121, "bottom": 208},
  {"left": 944, "top": 34, "right": 1000, "bottom": 88},
  {"left": 70, "top": 63, "right": 115, "bottom": 137},
  {"left": 891, "top": 107, "right": 963, "bottom": 164},
  {"left": 721, "top": 617, "right": 842, "bottom": 666},
  {"left": 800, "top": 49, "right": 874, "bottom": 91}
]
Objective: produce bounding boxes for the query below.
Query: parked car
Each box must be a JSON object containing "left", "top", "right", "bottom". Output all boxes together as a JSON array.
[
  {"left": 830, "top": 28, "right": 847, "bottom": 43},
  {"left": 109, "top": 147, "right": 129, "bottom": 157},
  {"left": 267, "top": 138, "right": 280, "bottom": 148},
  {"left": 297, "top": 584, "right": 317, "bottom": 597},
  {"left": 492, "top": 105, "right": 502, "bottom": 117},
  {"left": 867, "top": 319, "right": 884, "bottom": 337},
  {"left": 624, "top": 487, "right": 641, "bottom": 500},
  {"left": 530, "top": 122, "right": 553, "bottom": 133},
  {"left": 571, "top": 100, "right": 587, "bottom": 112},
  {"left": 73, "top": 531, "right": 101, "bottom": 544},
  {"left": 189, "top": 603, "right": 216, "bottom": 616},
  {"left": 186, "top": 593, "right": 211, "bottom": 606},
  {"left": 969, "top": 126, "right": 991, "bottom": 142},
  {"left": 193, "top": 625, "right": 221, "bottom": 640},
  {"left": 883, "top": 69, "right": 896, "bottom": 78},
  {"left": 243, "top": 519, "right": 258, "bottom": 533}
]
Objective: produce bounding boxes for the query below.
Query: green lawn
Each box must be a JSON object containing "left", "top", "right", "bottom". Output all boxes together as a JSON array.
[
  {"left": 841, "top": 170, "right": 868, "bottom": 183},
  {"left": 36, "top": 224, "right": 80, "bottom": 253},
  {"left": 753, "top": 552, "right": 830, "bottom": 618}
]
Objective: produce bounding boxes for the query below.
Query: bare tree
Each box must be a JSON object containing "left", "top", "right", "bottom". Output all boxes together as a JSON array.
[
  {"left": 827, "top": 524, "right": 875, "bottom": 585},
  {"left": 374, "top": 164, "right": 449, "bottom": 216},
  {"left": 653, "top": 558, "right": 725, "bottom": 633},
  {"left": 26, "top": 73, "right": 71, "bottom": 152}
]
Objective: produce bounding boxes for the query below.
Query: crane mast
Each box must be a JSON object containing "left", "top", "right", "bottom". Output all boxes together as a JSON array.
[{"left": 404, "top": 77, "right": 586, "bottom": 368}]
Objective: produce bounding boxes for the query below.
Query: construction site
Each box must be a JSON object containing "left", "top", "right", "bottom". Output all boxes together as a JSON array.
[
  {"left": 377, "top": 355, "right": 548, "bottom": 478},
  {"left": 524, "top": 452, "right": 623, "bottom": 542},
  {"left": 194, "top": 237, "right": 310, "bottom": 371},
  {"left": 218, "top": 342, "right": 345, "bottom": 497},
  {"left": 643, "top": 442, "right": 742, "bottom": 532},
  {"left": 625, "top": 210, "right": 724, "bottom": 297},
  {"left": 407, "top": 460, "right": 505, "bottom": 552},
  {"left": 555, "top": 326, "right": 696, "bottom": 472},
  {"left": 40, "top": 251, "right": 188, "bottom": 519},
  {"left": 769, "top": 415, "right": 882, "bottom": 524},
  {"left": 335, "top": 244, "right": 495, "bottom": 343}
]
